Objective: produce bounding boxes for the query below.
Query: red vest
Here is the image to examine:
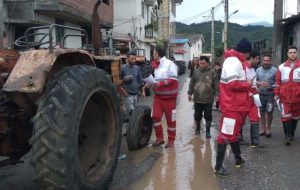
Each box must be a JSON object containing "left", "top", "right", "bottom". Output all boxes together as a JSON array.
[
  {"left": 153, "top": 57, "right": 179, "bottom": 99},
  {"left": 275, "top": 59, "right": 300, "bottom": 103}
]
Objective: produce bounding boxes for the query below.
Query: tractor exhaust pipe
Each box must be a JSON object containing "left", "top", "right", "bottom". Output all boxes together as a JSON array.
[{"left": 92, "top": 0, "right": 109, "bottom": 56}]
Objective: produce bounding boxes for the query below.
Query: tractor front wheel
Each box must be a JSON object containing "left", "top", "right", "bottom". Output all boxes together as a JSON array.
[{"left": 30, "top": 65, "right": 122, "bottom": 190}]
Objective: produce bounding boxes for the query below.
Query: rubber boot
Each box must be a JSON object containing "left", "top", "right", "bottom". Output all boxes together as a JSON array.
[
  {"left": 214, "top": 143, "right": 229, "bottom": 177},
  {"left": 195, "top": 120, "right": 200, "bottom": 135},
  {"left": 230, "top": 141, "right": 245, "bottom": 168},
  {"left": 250, "top": 123, "right": 261, "bottom": 148},
  {"left": 153, "top": 124, "right": 164, "bottom": 146},
  {"left": 282, "top": 121, "right": 291, "bottom": 145},
  {"left": 206, "top": 121, "right": 211, "bottom": 138},
  {"left": 291, "top": 119, "right": 298, "bottom": 140},
  {"left": 239, "top": 129, "right": 249, "bottom": 146}
]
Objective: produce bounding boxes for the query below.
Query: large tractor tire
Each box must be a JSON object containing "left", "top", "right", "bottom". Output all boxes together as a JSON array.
[
  {"left": 29, "top": 65, "right": 122, "bottom": 190},
  {"left": 127, "top": 105, "right": 153, "bottom": 150}
]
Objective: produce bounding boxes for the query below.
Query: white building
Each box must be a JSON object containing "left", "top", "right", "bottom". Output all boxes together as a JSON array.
[
  {"left": 173, "top": 38, "right": 191, "bottom": 63},
  {"left": 189, "top": 34, "right": 204, "bottom": 58},
  {"left": 113, "top": 0, "right": 159, "bottom": 60}
]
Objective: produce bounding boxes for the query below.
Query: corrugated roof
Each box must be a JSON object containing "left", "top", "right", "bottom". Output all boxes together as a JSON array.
[{"left": 175, "top": 39, "right": 189, "bottom": 44}]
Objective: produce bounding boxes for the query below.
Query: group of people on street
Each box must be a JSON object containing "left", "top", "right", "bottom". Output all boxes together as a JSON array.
[
  {"left": 120, "top": 39, "right": 300, "bottom": 177},
  {"left": 187, "top": 39, "right": 300, "bottom": 177}
]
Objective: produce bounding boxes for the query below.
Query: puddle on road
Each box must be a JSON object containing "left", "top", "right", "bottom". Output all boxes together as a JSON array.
[{"left": 127, "top": 77, "right": 220, "bottom": 190}]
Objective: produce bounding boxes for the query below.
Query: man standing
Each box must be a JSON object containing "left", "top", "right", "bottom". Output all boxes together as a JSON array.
[
  {"left": 188, "top": 56, "right": 219, "bottom": 138},
  {"left": 214, "top": 62, "right": 222, "bottom": 110},
  {"left": 256, "top": 54, "right": 277, "bottom": 137},
  {"left": 189, "top": 57, "right": 199, "bottom": 77},
  {"left": 215, "top": 38, "right": 253, "bottom": 177},
  {"left": 121, "top": 51, "right": 144, "bottom": 115},
  {"left": 151, "top": 47, "right": 179, "bottom": 148},
  {"left": 275, "top": 45, "right": 300, "bottom": 145},
  {"left": 241, "top": 51, "right": 262, "bottom": 147}
]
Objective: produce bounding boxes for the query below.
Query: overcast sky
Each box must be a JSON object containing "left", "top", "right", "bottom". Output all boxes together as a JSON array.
[{"left": 176, "top": 0, "right": 298, "bottom": 25}]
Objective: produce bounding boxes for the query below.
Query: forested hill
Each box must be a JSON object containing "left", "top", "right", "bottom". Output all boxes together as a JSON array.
[{"left": 176, "top": 21, "right": 273, "bottom": 54}]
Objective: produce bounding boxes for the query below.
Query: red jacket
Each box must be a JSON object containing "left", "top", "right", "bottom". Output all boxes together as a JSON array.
[
  {"left": 219, "top": 49, "right": 251, "bottom": 112},
  {"left": 274, "top": 59, "right": 300, "bottom": 103},
  {"left": 152, "top": 57, "right": 179, "bottom": 99}
]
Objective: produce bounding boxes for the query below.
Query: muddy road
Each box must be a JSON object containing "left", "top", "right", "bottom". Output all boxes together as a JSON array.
[{"left": 2, "top": 73, "right": 300, "bottom": 190}]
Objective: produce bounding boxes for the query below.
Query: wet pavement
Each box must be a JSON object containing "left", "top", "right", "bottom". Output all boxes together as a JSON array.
[
  {"left": 111, "top": 73, "right": 300, "bottom": 190},
  {"left": 1, "top": 73, "right": 300, "bottom": 190}
]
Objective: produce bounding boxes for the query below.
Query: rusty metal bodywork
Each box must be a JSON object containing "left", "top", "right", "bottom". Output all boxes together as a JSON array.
[
  {"left": 0, "top": 50, "right": 20, "bottom": 74},
  {"left": 3, "top": 49, "right": 94, "bottom": 93},
  {"left": 0, "top": 48, "right": 122, "bottom": 166}
]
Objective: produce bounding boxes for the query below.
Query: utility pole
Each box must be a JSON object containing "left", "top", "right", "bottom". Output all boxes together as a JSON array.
[
  {"left": 211, "top": 7, "right": 215, "bottom": 61},
  {"left": 273, "top": 0, "right": 283, "bottom": 66},
  {"left": 224, "top": 0, "right": 228, "bottom": 51}
]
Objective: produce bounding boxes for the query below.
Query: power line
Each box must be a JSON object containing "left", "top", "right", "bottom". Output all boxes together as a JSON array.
[
  {"left": 177, "top": 9, "right": 211, "bottom": 23},
  {"left": 178, "top": 0, "right": 223, "bottom": 23}
]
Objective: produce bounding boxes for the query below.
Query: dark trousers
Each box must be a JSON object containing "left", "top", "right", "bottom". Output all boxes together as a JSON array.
[
  {"left": 216, "top": 100, "right": 220, "bottom": 109},
  {"left": 194, "top": 103, "right": 213, "bottom": 122}
]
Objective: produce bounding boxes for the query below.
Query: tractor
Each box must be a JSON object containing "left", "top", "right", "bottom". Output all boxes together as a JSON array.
[{"left": 0, "top": 0, "right": 153, "bottom": 189}]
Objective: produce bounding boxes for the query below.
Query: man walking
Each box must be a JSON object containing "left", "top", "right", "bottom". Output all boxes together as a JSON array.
[
  {"left": 275, "top": 45, "right": 300, "bottom": 145},
  {"left": 241, "top": 51, "right": 262, "bottom": 147},
  {"left": 189, "top": 57, "right": 199, "bottom": 77},
  {"left": 121, "top": 51, "right": 144, "bottom": 115},
  {"left": 151, "top": 47, "right": 179, "bottom": 148},
  {"left": 256, "top": 54, "right": 277, "bottom": 137},
  {"left": 215, "top": 38, "right": 253, "bottom": 177},
  {"left": 188, "top": 56, "right": 219, "bottom": 138}
]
